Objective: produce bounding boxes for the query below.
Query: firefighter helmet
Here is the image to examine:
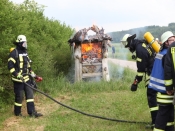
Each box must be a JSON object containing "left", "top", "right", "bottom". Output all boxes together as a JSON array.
[
  {"left": 161, "top": 31, "right": 175, "bottom": 44},
  {"left": 121, "top": 34, "right": 136, "bottom": 47},
  {"left": 16, "top": 35, "right": 27, "bottom": 43},
  {"left": 16, "top": 35, "right": 27, "bottom": 49},
  {"left": 121, "top": 34, "right": 131, "bottom": 47}
]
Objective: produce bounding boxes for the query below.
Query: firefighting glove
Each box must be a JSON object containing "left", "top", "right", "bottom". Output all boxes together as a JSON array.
[
  {"left": 130, "top": 79, "right": 138, "bottom": 91},
  {"left": 131, "top": 84, "right": 138, "bottom": 91},
  {"left": 30, "top": 71, "right": 36, "bottom": 78},
  {"left": 17, "top": 73, "right": 23, "bottom": 79}
]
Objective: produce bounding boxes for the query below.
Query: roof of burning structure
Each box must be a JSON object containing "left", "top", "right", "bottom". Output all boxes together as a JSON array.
[{"left": 68, "top": 25, "right": 112, "bottom": 45}]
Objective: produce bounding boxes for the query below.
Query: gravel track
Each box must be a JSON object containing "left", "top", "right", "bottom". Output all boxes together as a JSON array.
[{"left": 108, "top": 58, "right": 137, "bottom": 71}]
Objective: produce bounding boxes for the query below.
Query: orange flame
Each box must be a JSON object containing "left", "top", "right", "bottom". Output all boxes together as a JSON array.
[
  {"left": 82, "top": 43, "right": 93, "bottom": 52},
  {"left": 81, "top": 42, "right": 102, "bottom": 59}
]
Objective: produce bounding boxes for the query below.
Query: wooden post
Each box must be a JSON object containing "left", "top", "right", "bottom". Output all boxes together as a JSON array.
[
  {"left": 74, "top": 45, "right": 82, "bottom": 82},
  {"left": 102, "top": 40, "right": 110, "bottom": 81}
]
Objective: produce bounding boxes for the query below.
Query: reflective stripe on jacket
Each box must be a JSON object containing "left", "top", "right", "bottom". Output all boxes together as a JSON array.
[
  {"left": 148, "top": 49, "right": 167, "bottom": 93},
  {"left": 157, "top": 92, "right": 173, "bottom": 105}
]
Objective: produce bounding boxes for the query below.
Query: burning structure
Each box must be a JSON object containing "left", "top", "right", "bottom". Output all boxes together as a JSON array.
[{"left": 68, "top": 25, "right": 112, "bottom": 82}]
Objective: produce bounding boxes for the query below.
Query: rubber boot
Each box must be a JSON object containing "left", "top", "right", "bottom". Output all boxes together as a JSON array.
[{"left": 29, "top": 111, "right": 43, "bottom": 118}]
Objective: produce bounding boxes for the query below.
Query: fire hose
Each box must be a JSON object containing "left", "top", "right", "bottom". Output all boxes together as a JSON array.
[{"left": 23, "top": 74, "right": 149, "bottom": 125}]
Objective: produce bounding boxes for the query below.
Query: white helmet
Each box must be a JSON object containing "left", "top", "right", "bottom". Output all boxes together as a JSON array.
[
  {"left": 16, "top": 35, "right": 27, "bottom": 49},
  {"left": 16, "top": 35, "right": 27, "bottom": 42},
  {"left": 121, "top": 34, "right": 131, "bottom": 47},
  {"left": 161, "top": 31, "right": 175, "bottom": 44}
]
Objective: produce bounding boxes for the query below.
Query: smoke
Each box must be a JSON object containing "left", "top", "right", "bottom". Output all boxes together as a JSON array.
[
  {"left": 83, "top": 76, "right": 101, "bottom": 82},
  {"left": 66, "top": 60, "right": 75, "bottom": 83},
  {"left": 108, "top": 61, "right": 124, "bottom": 80},
  {"left": 129, "top": 26, "right": 148, "bottom": 39}
]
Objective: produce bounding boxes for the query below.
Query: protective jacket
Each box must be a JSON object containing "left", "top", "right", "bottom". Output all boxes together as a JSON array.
[
  {"left": 133, "top": 40, "right": 155, "bottom": 84},
  {"left": 164, "top": 42, "right": 175, "bottom": 91},
  {"left": 8, "top": 46, "right": 32, "bottom": 82},
  {"left": 148, "top": 49, "right": 167, "bottom": 93}
]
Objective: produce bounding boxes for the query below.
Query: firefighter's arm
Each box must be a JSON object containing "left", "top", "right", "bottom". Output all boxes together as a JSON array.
[
  {"left": 7, "top": 52, "right": 18, "bottom": 76},
  {"left": 164, "top": 47, "right": 174, "bottom": 93},
  {"left": 130, "top": 50, "right": 148, "bottom": 91},
  {"left": 28, "top": 62, "right": 35, "bottom": 77},
  {"left": 131, "top": 60, "right": 143, "bottom": 91},
  {"left": 27, "top": 58, "right": 36, "bottom": 77},
  {"left": 28, "top": 61, "right": 42, "bottom": 82},
  {"left": 135, "top": 48, "right": 148, "bottom": 83},
  {"left": 135, "top": 57, "right": 146, "bottom": 82}
]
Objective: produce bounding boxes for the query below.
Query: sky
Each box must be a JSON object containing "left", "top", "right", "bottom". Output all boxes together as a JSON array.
[{"left": 10, "top": 0, "right": 175, "bottom": 33}]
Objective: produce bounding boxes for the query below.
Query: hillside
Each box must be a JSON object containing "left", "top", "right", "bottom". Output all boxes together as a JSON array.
[{"left": 109, "top": 23, "right": 175, "bottom": 43}]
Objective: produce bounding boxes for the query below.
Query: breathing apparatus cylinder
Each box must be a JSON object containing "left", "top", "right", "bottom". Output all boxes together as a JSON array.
[
  {"left": 10, "top": 47, "right": 15, "bottom": 52},
  {"left": 144, "top": 32, "right": 161, "bottom": 53}
]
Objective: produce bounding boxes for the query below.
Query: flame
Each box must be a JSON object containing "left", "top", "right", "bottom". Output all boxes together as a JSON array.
[
  {"left": 81, "top": 42, "right": 102, "bottom": 59},
  {"left": 82, "top": 43, "right": 93, "bottom": 52}
]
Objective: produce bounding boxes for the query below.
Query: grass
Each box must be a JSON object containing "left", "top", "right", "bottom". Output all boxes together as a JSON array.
[
  {"left": 0, "top": 64, "right": 151, "bottom": 131},
  {"left": 0, "top": 43, "right": 152, "bottom": 131}
]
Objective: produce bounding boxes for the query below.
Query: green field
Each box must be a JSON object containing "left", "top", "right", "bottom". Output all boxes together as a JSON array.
[{"left": 1, "top": 44, "right": 152, "bottom": 131}]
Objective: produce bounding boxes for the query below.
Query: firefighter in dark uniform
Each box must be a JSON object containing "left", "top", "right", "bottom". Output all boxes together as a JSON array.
[
  {"left": 148, "top": 31, "right": 175, "bottom": 131},
  {"left": 154, "top": 31, "right": 175, "bottom": 131},
  {"left": 8, "top": 35, "right": 43, "bottom": 117},
  {"left": 121, "top": 34, "right": 158, "bottom": 129}
]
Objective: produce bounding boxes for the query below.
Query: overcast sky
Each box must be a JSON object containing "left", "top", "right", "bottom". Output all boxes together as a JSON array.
[{"left": 10, "top": 0, "right": 175, "bottom": 33}]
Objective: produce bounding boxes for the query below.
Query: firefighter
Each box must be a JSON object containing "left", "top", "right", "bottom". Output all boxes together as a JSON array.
[
  {"left": 8, "top": 35, "right": 43, "bottom": 117},
  {"left": 148, "top": 31, "right": 175, "bottom": 131},
  {"left": 121, "top": 34, "right": 158, "bottom": 129},
  {"left": 152, "top": 31, "right": 175, "bottom": 131}
]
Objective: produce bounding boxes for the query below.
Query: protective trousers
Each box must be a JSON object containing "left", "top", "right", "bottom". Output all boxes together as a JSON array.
[
  {"left": 13, "top": 81, "right": 35, "bottom": 115},
  {"left": 147, "top": 88, "right": 158, "bottom": 125},
  {"left": 154, "top": 104, "right": 174, "bottom": 131}
]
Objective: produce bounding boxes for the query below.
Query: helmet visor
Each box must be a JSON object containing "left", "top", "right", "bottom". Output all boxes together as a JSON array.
[
  {"left": 121, "top": 41, "right": 128, "bottom": 47},
  {"left": 22, "top": 41, "right": 27, "bottom": 49}
]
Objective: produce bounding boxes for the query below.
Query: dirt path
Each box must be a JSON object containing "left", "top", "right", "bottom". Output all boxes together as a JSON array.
[
  {"left": 108, "top": 58, "right": 137, "bottom": 71},
  {"left": 1, "top": 94, "right": 71, "bottom": 131}
]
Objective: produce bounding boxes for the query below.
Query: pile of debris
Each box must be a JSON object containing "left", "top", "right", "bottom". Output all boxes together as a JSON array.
[{"left": 68, "top": 25, "right": 112, "bottom": 44}]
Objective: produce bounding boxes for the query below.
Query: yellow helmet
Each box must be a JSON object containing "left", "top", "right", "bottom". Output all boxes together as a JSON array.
[{"left": 10, "top": 48, "right": 15, "bottom": 52}]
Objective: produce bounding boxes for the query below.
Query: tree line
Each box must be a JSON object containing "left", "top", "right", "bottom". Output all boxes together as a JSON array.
[
  {"left": 109, "top": 23, "right": 175, "bottom": 43},
  {"left": 0, "top": 0, "right": 74, "bottom": 104}
]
